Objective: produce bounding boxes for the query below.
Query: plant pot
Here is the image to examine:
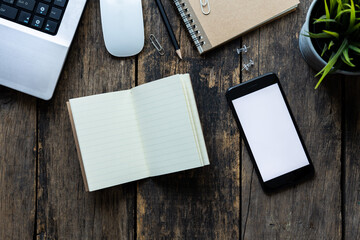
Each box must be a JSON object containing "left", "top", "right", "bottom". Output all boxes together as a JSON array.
[{"left": 299, "top": 0, "right": 360, "bottom": 76}]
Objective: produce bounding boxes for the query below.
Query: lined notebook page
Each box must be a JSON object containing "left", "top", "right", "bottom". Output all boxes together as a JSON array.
[
  {"left": 132, "top": 74, "right": 204, "bottom": 177},
  {"left": 180, "top": 75, "right": 210, "bottom": 166},
  {"left": 69, "top": 91, "right": 149, "bottom": 191}
]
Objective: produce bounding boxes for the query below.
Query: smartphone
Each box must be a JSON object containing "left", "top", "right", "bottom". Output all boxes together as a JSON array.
[{"left": 226, "top": 73, "right": 314, "bottom": 193}]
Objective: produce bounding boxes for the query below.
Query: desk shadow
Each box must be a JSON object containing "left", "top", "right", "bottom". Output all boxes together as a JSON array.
[
  {"left": 343, "top": 76, "right": 360, "bottom": 132},
  {"left": 0, "top": 85, "right": 36, "bottom": 106},
  {"left": 137, "top": 165, "right": 214, "bottom": 200}
]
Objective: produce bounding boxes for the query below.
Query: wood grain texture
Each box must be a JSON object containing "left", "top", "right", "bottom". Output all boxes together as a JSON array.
[
  {"left": 0, "top": 88, "right": 36, "bottom": 239},
  {"left": 241, "top": 0, "right": 342, "bottom": 239},
  {"left": 136, "top": 0, "right": 241, "bottom": 239},
  {"left": 1, "top": 0, "right": 358, "bottom": 238},
  {"left": 344, "top": 76, "right": 360, "bottom": 240},
  {"left": 35, "top": 1, "right": 136, "bottom": 239}
]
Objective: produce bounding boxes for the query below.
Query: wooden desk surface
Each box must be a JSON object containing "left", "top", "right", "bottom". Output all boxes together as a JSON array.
[{"left": 0, "top": 0, "right": 359, "bottom": 239}]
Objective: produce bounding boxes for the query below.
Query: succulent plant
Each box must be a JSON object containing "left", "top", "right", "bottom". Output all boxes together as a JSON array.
[{"left": 306, "top": 0, "right": 360, "bottom": 88}]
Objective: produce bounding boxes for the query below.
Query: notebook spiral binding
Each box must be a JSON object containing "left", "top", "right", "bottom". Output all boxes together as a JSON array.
[{"left": 173, "top": 0, "right": 205, "bottom": 54}]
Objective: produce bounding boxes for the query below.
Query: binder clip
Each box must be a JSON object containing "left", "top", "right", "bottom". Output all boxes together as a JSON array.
[{"left": 237, "top": 45, "right": 250, "bottom": 54}]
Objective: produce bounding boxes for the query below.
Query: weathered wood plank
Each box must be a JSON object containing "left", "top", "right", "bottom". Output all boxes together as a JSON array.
[
  {"left": 241, "top": 0, "right": 342, "bottom": 239},
  {"left": 136, "top": 1, "right": 241, "bottom": 239},
  {"left": 344, "top": 76, "right": 360, "bottom": 240},
  {"left": 36, "top": 1, "right": 136, "bottom": 239},
  {"left": 0, "top": 88, "right": 36, "bottom": 239}
]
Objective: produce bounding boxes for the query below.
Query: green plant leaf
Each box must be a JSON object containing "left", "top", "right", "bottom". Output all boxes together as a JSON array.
[
  {"left": 315, "top": 39, "right": 349, "bottom": 89},
  {"left": 330, "top": 0, "right": 337, "bottom": 13},
  {"left": 328, "top": 40, "right": 335, "bottom": 49},
  {"left": 342, "top": 48, "right": 356, "bottom": 66},
  {"left": 323, "top": 30, "right": 340, "bottom": 38},
  {"left": 341, "top": 54, "right": 356, "bottom": 66},
  {"left": 353, "top": 22, "right": 360, "bottom": 30},
  {"left": 303, "top": 32, "right": 333, "bottom": 38},
  {"left": 348, "top": 0, "right": 356, "bottom": 31},
  {"left": 324, "top": 0, "right": 332, "bottom": 27},
  {"left": 314, "top": 18, "right": 337, "bottom": 23},
  {"left": 324, "top": 0, "right": 331, "bottom": 19},
  {"left": 334, "top": 9, "right": 359, "bottom": 20},
  {"left": 315, "top": 51, "right": 335, "bottom": 77},
  {"left": 337, "top": 0, "right": 343, "bottom": 13},
  {"left": 321, "top": 43, "right": 328, "bottom": 56},
  {"left": 312, "top": 15, "right": 326, "bottom": 23},
  {"left": 318, "top": 15, "right": 327, "bottom": 19},
  {"left": 349, "top": 44, "right": 360, "bottom": 53}
]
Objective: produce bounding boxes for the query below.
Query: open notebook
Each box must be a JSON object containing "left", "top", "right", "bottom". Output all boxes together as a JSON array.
[
  {"left": 67, "top": 74, "right": 209, "bottom": 191},
  {"left": 173, "top": 0, "right": 299, "bottom": 54}
]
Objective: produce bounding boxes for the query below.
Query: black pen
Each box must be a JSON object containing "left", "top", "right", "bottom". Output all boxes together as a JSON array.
[{"left": 155, "top": 0, "right": 183, "bottom": 59}]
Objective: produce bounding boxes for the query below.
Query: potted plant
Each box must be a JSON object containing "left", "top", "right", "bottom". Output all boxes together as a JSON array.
[{"left": 299, "top": 0, "right": 360, "bottom": 88}]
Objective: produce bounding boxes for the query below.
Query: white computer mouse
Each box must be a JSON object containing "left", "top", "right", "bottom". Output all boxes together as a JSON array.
[{"left": 100, "top": 0, "right": 144, "bottom": 57}]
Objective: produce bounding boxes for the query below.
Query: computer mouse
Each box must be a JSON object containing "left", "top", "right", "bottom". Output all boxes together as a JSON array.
[{"left": 100, "top": 0, "right": 144, "bottom": 57}]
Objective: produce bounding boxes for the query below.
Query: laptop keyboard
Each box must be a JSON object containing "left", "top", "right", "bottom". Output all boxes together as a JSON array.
[{"left": 0, "top": 0, "right": 68, "bottom": 35}]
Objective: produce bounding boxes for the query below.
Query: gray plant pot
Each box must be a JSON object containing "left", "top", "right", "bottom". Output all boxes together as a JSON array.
[{"left": 299, "top": 0, "right": 360, "bottom": 76}]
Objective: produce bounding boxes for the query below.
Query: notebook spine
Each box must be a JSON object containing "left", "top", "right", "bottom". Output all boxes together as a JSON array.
[{"left": 173, "top": 0, "right": 205, "bottom": 54}]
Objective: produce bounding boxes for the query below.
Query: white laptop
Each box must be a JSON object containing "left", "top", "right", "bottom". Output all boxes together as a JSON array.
[{"left": 0, "top": 0, "right": 87, "bottom": 100}]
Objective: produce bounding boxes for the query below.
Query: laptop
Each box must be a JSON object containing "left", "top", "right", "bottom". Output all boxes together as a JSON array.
[{"left": 0, "top": 0, "right": 87, "bottom": 100}]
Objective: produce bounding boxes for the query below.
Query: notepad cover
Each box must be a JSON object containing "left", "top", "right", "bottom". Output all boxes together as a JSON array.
[{"left": 174, "top": 0, "right": 299, "bottom": 53}]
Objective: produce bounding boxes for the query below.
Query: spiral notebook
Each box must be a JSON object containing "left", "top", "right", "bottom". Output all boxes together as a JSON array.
[{"left": 173, "top": 0, "right": 299, "bottom": 54}]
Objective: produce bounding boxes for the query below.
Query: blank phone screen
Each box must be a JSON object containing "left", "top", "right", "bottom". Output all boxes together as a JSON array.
[{"left": 232, "top": 83, "right": 310, "bottom": 182}]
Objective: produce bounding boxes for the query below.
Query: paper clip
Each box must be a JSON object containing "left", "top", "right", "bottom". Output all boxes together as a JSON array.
[
  {"left": 150, "top": 34, "right": 165, "bottom": 56},
  {"left": 200, "top": 0, "right": 210, "bottom": 15}
]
